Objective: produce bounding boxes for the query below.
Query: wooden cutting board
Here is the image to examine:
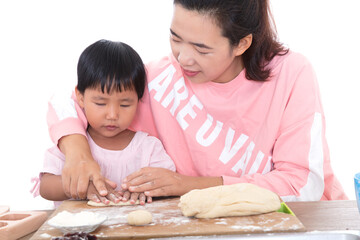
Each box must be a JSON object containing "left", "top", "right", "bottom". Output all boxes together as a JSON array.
[{"left": 31, "top": 198, "right": 305, "bottom": 239}]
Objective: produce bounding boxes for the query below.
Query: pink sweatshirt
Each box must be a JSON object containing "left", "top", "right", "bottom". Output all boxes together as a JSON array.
[{"left": 47, "top": 51, "right": 347, "bottom": 201}]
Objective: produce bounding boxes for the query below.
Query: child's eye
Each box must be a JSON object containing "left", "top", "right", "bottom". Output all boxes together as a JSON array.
[
  {"left": 95, "top": 103, "right": 105, "bottom": 106},
  {"left": 120, "top": 105, "right": 130, "bottom": 107}
]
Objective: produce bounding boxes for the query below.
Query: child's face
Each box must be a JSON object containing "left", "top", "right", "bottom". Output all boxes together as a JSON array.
[{"left": 76, "top": 86, "right": 138, "bottom": 139}]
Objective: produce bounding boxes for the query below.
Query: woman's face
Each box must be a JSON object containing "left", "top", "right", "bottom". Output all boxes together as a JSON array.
[{"left": 170, "top": 4, "right": 244, "bottom": 84}]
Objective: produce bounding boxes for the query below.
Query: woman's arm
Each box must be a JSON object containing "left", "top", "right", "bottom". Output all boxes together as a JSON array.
[
  {"left": 59, "top": 134, "right": 108, "bottom": 199},
  {"left": 122, "top": 168, "right": 223, "bottom": 197},
  {"left": 47, "top": 91, "right": 109, "bottom": 199}
]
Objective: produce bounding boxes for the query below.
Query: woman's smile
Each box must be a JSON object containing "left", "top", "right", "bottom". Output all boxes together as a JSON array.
[{"left": 181, "top": 67, "right": 200, "bottom": 77}]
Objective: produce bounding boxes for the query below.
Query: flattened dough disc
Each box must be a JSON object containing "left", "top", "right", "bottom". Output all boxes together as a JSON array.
[{"left": 88, "top": 200, "right": 140, "bottom": 207}]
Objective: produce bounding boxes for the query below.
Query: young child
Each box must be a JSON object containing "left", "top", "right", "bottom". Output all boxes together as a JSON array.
[{"left": 33, "top": 39, "right": 175, "bottom": 207}]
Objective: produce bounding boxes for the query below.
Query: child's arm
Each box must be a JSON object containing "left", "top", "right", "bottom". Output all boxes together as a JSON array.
[
  {"left": 40, "top": 173, "right": 122, "bottom": 203},
  {"left": 39, "top": 173, "right": 68, "bottom": 201}
]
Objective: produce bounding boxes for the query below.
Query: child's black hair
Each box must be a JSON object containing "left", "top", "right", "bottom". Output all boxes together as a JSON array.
[{"left": 77, "top": 39, "right": 146, "bottom": 99}]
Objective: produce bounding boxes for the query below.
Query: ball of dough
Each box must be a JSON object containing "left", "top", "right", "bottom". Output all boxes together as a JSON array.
[
  {"left": 127, "top": 210, "right": 152, "bottom": 226},
  {"left": 179, "top": 183, "right": 281, "bottom": 218}
]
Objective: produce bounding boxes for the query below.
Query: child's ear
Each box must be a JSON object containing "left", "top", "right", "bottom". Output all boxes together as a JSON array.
[{"left": 75, "top": 86, "right": 85, "bottom": 109}]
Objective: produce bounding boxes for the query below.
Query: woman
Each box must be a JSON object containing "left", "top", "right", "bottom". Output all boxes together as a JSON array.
[{"left": 48, "top": 0, "right": 347, "bottom": 203}]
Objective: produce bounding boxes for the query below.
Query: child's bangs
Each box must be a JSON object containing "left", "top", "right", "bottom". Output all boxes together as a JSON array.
[{"left": 99, "top": 75, "right": 135, "bottom": 94}]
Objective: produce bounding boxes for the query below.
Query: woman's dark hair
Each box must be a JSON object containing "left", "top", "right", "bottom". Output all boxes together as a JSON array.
[
  {"left": 173, "top": 0, "right": 288, "bottom": 81},
  {"left": 77, "top": 39, "right": 146, "bottom": 99}
]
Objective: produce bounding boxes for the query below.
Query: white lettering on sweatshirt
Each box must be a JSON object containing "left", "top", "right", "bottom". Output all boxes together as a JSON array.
[{"left": 149, "top": 64, "right": 269, "bottom": 176}]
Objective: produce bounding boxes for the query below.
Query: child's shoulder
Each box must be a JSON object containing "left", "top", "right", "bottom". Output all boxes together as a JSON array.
[{"left": 132, "top": 131, "right": 164, "bottom": 148}]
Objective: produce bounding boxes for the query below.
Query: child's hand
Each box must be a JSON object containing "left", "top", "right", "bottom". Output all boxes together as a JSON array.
[
  {"left": 120, "top": 191, "right": 152, "bottom": 205},
  {"left": 87, "top": 181, "right": 122, "bottom": 205}
]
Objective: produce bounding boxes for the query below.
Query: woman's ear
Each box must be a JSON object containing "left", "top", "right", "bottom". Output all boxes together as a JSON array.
[
  {"left": 234, "top": 34, "right": 253, "bottom": 56},
  {"left": 75, "top": 86, "right": 85, "bottom": 109}
]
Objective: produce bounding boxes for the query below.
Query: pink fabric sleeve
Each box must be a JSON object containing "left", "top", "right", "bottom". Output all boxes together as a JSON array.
[
  {"left": 223, "top": 59, "right": 346, "bottom": 201},
  {"left": 47, "top": 91, "right": 88, "bottom": 145}
]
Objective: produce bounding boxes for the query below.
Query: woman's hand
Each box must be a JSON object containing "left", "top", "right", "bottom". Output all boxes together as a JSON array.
[
  {"left": 59, "top": 134, "right": 111, "bottom": 199},
  {"left": 87, "top": 181, "right": 122, "bottom": 205},
  {"left": 121, "top": 167, "right": 185, "bottom": 197},
  {"left": 121, "top": 167, "right": 224, "bottom": 197}
]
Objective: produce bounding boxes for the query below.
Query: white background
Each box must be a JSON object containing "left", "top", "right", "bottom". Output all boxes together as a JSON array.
[{"left": 1, "top": 0, "right": 359, "bottom": 210}]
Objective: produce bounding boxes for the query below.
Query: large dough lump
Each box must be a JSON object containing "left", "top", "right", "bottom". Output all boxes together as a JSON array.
[{"left": 179, "top": 183, "right": 281, "bottom": 218}]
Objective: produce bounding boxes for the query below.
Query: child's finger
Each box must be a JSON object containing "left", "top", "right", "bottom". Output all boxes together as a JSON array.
[
  {"left": 122, "top": 191, "right": 131, "bottom": 201},
  {"left": 99, "top": 195, "right": 110, "bottom": 205},
  {"left": 130, "top": 192, "right": 140, "bottom": 204},
  {"left": 139, "top": 193, "right": 146, "bottom": 205},
  {"left": 107, "top": 193, "right": 121, "bottom": 203},
  {"left": 88, "top": 193, "right": 100, "bottom": 203},
  {"left": 112, "top": 190, "right": 123, "bottom": 200}
]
